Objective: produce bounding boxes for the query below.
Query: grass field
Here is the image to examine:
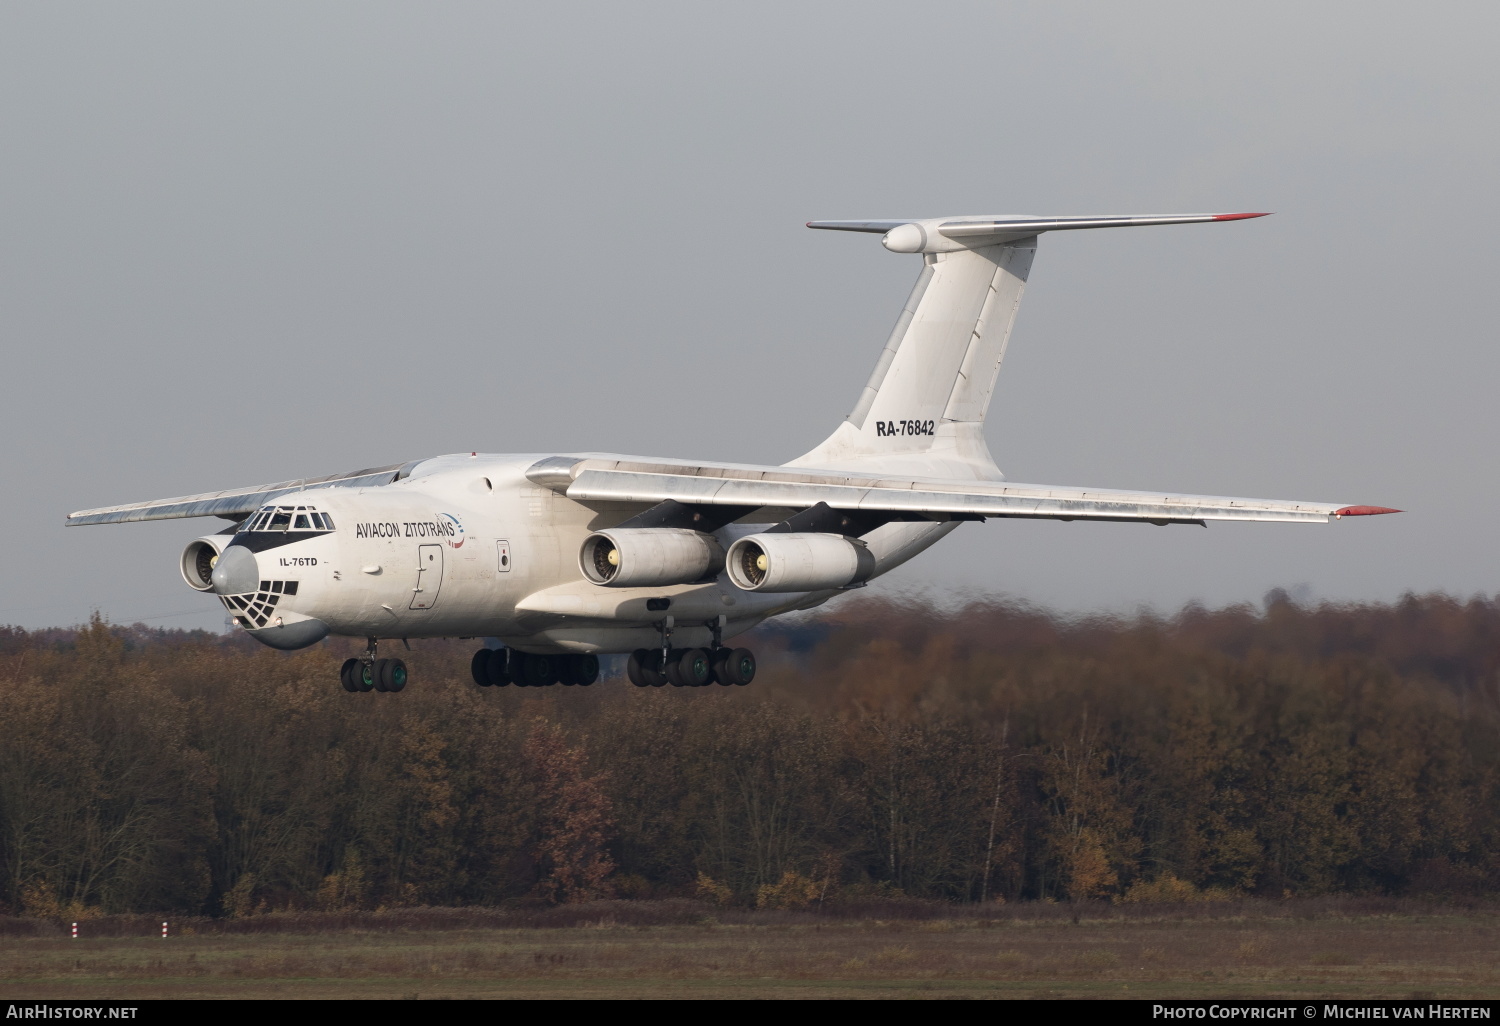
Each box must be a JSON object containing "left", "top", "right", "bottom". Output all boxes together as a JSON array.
[{"left": 1, "top": 901, "right": 1495, "bottom": 999}]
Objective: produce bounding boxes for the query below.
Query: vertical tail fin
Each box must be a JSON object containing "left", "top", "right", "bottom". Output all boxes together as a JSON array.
[{"left": 788, "top": 212, "right": 1268, "bottom": 481}]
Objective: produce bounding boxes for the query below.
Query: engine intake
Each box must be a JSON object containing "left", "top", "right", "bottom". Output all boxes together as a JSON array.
[
  {"left": 725, "top": 533, "right": 876, "bottom": 593},
  {"left": 580, "top": 528, "right": 724, "bottom": 588},
  {"left": 180, "top": 536, "right": 229, "bottom": 592}
]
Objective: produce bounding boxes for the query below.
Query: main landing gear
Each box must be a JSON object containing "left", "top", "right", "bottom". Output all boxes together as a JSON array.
[
  {"left": 340, "top": 638, "right": 407, "bottom": 694},
  {"left": 470, "top": 647, "right": 600, "bottom": 688},
  {"left": 625, "top": 614, "right": 756, "bottom": 687},
  {"left": 626, "top": 646, "right": 755, "bottom": 687}
]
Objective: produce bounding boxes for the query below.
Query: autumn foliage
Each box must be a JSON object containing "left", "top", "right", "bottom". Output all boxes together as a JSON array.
[{"left": 1, "top": 588, "right": 1499, "bottom": 916}]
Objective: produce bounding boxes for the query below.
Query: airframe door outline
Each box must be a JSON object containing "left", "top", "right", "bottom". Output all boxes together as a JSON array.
[{"left": 410, "top": 544, "right": 444, "bottom": 609}]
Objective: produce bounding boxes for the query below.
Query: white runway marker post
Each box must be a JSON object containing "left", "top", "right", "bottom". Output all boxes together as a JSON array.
[
  {"left": 71, "top": 922, "right": 77, "bottom": 940},
  {"left": 161, "top": 921, "right": 168, "bottom": 939}
]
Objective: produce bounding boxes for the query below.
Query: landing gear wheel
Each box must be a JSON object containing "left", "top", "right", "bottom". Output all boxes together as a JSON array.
[
  {"left": 374, "top": 657, "right": 394, "bottom": 692},
  {"left": 711, "top": 649, "right": 733, "bottom": 686},
  {"left": 628, "top": 649, "right": 651, "bottom": 687},
  {"left": 664, "top": 648, "right": 686, "bottom": 687},
  {"left": 380, "top": 657, "right": 408, "bottom": 693},
  {"left": 723, "top": 648, "right": 756, "bottom": 686},
  {"left": 676, "top": 648, "right": 712, "bottom": 687},
  {"left": 340, "top": 658, "right": 361, "bottom": 693},
  {"left": 485, "top": 649, "right": 512, "bottom": 687},
  {"left": 566, "top": 654, "right": 599, "bottom": 686},
  {"left": 471, "top": 649, "right": 493, "bottom": 687},
  {"left": 357, "top": 661, "right": 376, "bottom": 692},
  {"left": 639, "top": 649, "right": 667, "bottom": 687},
  {"left": 518, "top": 653, "right": 555, "bottom": 688}
]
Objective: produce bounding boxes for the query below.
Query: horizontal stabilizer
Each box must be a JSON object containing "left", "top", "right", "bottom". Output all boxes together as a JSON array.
[{"left": 807, "top": 212, "right": 1269, "bottom": 254}]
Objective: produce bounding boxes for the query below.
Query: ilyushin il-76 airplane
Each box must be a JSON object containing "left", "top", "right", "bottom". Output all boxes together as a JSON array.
[{"left": 67, "top": 212, "right": 1398, "bottom": 693}]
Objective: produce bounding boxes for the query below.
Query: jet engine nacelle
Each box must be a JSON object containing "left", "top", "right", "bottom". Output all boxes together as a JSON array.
[
  {"left": 580, "top": 528, "right": 724, "bottom": 587},
  {"left": 180, "top": 535, "right": 231, "bottom": 592},
  {"left": 725, "top": 532, "right": 876, "bottom": 593}
]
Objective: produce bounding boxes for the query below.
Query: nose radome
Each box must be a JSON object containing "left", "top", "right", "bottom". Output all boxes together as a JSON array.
[{"left": 211, "top": 545, "right": 260, "bottom": 595}]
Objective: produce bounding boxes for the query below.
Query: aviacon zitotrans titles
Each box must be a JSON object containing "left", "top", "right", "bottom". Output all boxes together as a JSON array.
[{"left": 67, "top": 212, "right": 1398, "bottom": 693}]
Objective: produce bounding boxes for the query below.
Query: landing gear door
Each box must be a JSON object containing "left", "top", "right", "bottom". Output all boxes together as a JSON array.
[{"left": 410, "top": 544, "right": 444, "bottom": 610}]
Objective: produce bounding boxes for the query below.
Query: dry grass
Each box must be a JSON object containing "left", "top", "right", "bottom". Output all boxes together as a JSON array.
[{"left": 0, "top": 901, "right": 1495, "bottom": 999}]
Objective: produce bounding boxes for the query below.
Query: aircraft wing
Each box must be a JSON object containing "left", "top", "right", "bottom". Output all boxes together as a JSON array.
[
  {"left": 64, "top": 462, "right": 420, "bottom": 526},
  {"left": 527, "top": 456, "right": 1397, "bottom": 525}
]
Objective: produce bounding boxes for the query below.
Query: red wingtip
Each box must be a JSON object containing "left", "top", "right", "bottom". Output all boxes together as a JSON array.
[
  {"left": 1334, "top": 506, "right": 1402, "bottom": 517},
  {"left": 1214, "top": 212, "right": 1273, "bottom": 221}
]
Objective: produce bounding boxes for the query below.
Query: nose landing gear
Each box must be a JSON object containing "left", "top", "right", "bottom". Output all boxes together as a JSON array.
[{"left": 339, "top": 638, "right": 407, "bottom": 694}]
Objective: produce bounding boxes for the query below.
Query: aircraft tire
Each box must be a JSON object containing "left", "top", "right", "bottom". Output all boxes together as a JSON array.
[
  {"left": 723, "top": 648, "right": 756, "bottom": 686},
  {"left": 711, "top": 649, "right": 733, "bottom": 686},
  {"left": 519, "top": 653, "right": 554, "bottom": 688},
  {"left": 664, "top": 648, "right": 686, "bottom": 687},
  {"left": 571, "top": 654, "right": 600, "bottom": 686},
  {"left": 357, "top": 661, "right": 375, "bottom": 692},
  {"left": 677, "top": 648, "right": 712, "bottom": 688},
  {"left": 471, "top": 649, "right": 493, "bottom": 687},
  {"left": 627, "top": 649, "right": 651, "bottom": 687},
  {"left": 641, "top": 649, "right": 668, "bottom": 687},
  {"left": 492, "top": 648, "right": 522, "bottom": 690},
  {"left": 372, "top": 658, "right": 389, "bottom": 692},
  {"left": 340, "top": 658, "right": 361, "bottom": 693},
  {"left": 382, "top": 658, "right": 408, "bottom": 693}
]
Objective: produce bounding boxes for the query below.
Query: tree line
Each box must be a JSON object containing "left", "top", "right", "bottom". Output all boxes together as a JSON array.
[{"left": 1, "top": 588, "right": 1498, "bottom": 916}]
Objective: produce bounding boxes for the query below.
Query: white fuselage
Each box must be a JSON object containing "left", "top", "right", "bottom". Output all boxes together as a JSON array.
[{"left": 214, "top": 453, "right": 956, "bottom": 654}]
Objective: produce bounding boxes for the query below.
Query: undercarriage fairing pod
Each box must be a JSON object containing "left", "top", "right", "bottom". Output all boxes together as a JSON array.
[
  {"left": 580, "top": 528, "right": 725, "bottom": 587},
  {"left": 725, "top": 533, "right": 876, "bottom": 592},
  {"left": 180, "top": 535, "right": 231, "bottom": 592}
]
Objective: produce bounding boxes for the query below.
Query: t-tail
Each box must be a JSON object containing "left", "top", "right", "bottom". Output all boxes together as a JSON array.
[{"left": 787, "top": 212, "right": 1271, "bottom": 481}]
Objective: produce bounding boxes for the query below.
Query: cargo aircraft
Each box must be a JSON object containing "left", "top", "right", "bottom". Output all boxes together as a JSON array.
[{"left": 67, "top": 212, "right": 1397, "bottom": 692}]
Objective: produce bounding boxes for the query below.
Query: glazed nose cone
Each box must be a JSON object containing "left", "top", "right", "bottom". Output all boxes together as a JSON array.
[{"left": 211, "top": 545, "right": 259, "bottom": 596}]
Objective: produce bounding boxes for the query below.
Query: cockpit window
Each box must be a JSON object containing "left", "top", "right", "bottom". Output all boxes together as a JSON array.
[{"left": 238, "top": 506, "right": 335, "bottom": 533}]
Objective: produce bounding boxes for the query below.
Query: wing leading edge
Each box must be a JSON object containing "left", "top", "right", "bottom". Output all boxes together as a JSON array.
[
  {"left": 526, "top": 457, "right": 1399, "bottom": 526},
  {"left": 66, "top": 453, "right": 1398, "bottom": 528},
  {"left": 64, "top": 461, "right": 423, "bottom": 526}
]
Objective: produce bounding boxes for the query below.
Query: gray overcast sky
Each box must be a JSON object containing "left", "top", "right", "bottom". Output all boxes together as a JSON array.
[{"left": 2, "top": 2, "right": 1496, "bottom": 631}]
